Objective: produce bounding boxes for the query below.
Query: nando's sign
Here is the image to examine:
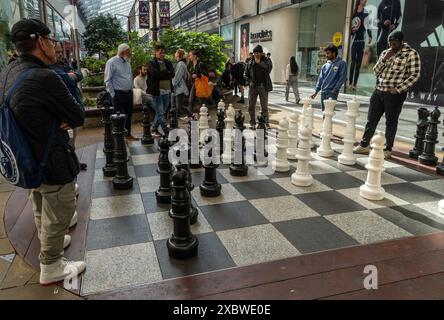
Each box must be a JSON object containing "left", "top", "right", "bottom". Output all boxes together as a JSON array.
[{"left": 250, "top": 30, "right": 272, "bottom": 43}]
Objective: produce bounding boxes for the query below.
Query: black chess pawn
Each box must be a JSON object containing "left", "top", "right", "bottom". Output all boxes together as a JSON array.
[
  {"left": 156, "top": 135, "right": 173, "bottom": 204},
  {"left": 216, "top": 106, "right": 226, "bottom": 156},
  {"left": 111, "top": 112, "right": 133, "bottom": 190},
  {"left": 141, "top": 103, "right": 154, "bottom": 146},
  {"left": 409, "top": 108, "right": 430, "bottom": 159},
  {"left": 437, "top": 117, "right": 444, "bottom": 176},
  {"left": 167, "top": 164, "right": 199, "bottom": 260},
  {"left": 230, "top": 110, "right": 248, "bottom": 177},
  {"left": 100, "top": 100, "right": 117, "bottom": 177},
  {"left": 169, "top": 107, "right": 179, "bottom": 130},
  {"left": 254, "top": 112, "right": 269, "bottom": 164},
  {"left": 419, "top": 107, "right": 441, "bottom": 166},
  {"left": 200, "top": 135, "right": 222, "bottom": 197}
]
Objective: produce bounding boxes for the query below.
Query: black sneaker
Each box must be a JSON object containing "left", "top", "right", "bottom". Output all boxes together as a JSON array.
[
  {"left": 80, "top": 163, "right": 87, "bottom": 171},
  {"left": 238, "top": 98, "right": 245, "bottom": 104}
]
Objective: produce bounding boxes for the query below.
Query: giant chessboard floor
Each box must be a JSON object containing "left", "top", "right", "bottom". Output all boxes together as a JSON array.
[{"left": 80, "top": 136, "right": 444, "bottom": 296}]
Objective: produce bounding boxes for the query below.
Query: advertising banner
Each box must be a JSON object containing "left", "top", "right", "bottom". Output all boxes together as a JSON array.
[
  {"left": 159, "top": 1, "right": 171, "bottom": 28},
  {"left": 139, "top": 1, "right": 150, "bottom": 29}
]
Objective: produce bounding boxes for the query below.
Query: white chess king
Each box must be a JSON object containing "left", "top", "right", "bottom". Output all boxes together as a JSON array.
[
  {"left": 317, "top": 98, "right": 336, "bottom": 158},
  {"left": 338, "top": 98, "right": 360, "bottom": 165},
  {"left": 360, "top": 132, "right": 386, "bottom": 201}
]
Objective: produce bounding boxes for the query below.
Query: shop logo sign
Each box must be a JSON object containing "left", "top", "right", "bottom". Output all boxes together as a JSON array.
[
  {"left": 251, "top": 30, "right": 273, "bottom": 43},
  {"left": 420, "top": 25, "right": 444, "bottom": 48}
]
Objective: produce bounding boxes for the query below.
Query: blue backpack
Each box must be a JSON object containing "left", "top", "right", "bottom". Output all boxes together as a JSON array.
[{"left": 0, "top": 69, "right": 56, "bottom": 189}]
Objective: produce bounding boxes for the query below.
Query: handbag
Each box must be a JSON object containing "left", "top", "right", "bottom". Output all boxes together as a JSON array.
[{"left": 194, "top": 75, "right": 213, "bottom": 98}]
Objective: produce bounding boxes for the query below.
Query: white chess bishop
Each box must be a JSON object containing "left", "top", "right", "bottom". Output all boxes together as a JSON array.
[
  {"left": 222, "top": 106, "right": 235, "bottom": 164},
  {"left": 360, "top": 132, "right": 386, "bottom": 201},
  {"left": 317, "top": 98, "right": 336, "bottom": 158},
  {"left": 199, "top": 105, "right": 209, "bottom": 145},
  {"left": 272, "top": 118, "right": 290, "bottom": 172},
  {"left": 291, "top": 125, "right": 313, "bottom": 187},
  {"left": 339, "top": 98, "right": 360, "bottom": 165}
]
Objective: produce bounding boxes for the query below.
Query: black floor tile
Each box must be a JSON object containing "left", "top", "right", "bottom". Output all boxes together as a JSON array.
[
  {"left": 91, "top": 179, "right": 140, "bottom": 199},
  {"left": 86, "top": 215, "right": 151, "bottom": 251},
  {"left": 130, "top": 145, "right": 159, "bottom": 155},
  {"left": 232, "top": 180, "right": 291, "bottom": 200},
  {"left": 141, "top": 192, "right": 172, "bottom": 214},
  {"left": 385, "top": 167, "right": 439, "bottom": 182},
  {"left": 191, "top": 170, "right": 228, "bottom": 187},
  {"left": 314, "top": 172, "right": 364, "bottom": 190},
  {"left": 273, "top": 217, "right": 359, "bottom": 254},
  {"left": 200, "top": 201, "right": 268, "bottom": 232},
  {"left": 324, "top": 159, "right": 365, "bottom": 171},
  {"left": 134, "top": 164, "right": 159, "bottom": 178},
  {"left": 296, "top": 191, "right": 367, "bottom": 215},
  {"left": 154, "top": 233, "right": 236, "bottom": 280},
  {"left": 263, "top": 166, "right": 297, "bottom": 179},
  {"left": 384, "top": 183, "right": 443, "bottom": 204}
]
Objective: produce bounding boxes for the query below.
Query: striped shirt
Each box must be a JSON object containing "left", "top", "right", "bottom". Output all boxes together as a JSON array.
[{"left": 374, "top": 43, "right": 421, "bottom": 93}]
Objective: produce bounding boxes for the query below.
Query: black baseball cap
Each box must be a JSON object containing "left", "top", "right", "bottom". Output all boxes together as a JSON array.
[{"left": 11, "top": 18, "right": 51, "bottom": 43}]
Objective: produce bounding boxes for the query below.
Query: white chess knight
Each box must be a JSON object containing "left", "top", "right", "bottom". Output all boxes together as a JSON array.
[
  {"left": 272, "top": 118, "right": 290, "bottom": 172},
  {"left": 222, "top": 106, "right": 235, "bottom": 164},
  {"left": 339, "top": 99, "right": 360, "bottom": 165},
  {"left": 439, "top": 200, "right": 444, "bottom": 215},
  {"left": 360, "top": 132, "right": 386, "bottom": 201},
  {"left": 199, "top": 105, "right": 210, "bottom": 145},
  {"left": 292, "top": 125, "right": 313, "bottom": 187},
  {"left": 287, "top": 112, "right": 300, "bottom": 160},
  {"left": 317, "top": 98, "right": 336, "bottom": 158}
]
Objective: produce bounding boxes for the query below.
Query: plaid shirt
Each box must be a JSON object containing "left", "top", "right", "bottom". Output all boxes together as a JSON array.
[{"left": 374, "top": 43, "right": 421, "bottom": 93}]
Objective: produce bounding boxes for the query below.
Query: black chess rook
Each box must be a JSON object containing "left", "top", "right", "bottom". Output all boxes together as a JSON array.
[
  {"left": 111, "top": 112, "right": 133, "bottom": 190},
  {"left": 230, "top": 110, "right": 248, "bottom": 177},
  {"left": 141, "top": 103, "right": 154, "bottom": 146},
  {"left": 216, "top": 107, "right": 226, "bottom": 156},
  {"left": 156, "top": 135, "right": 173, "bottom": 204},
  {"left": 419, "top": 107, "right": 441, "bottom": 166},
  {"left": 100, "top": 100, "right": 117, "bottom": 177},
  {"left": 167, "top": 164, "right": 199, "bottom": 260},
  {"left": 409, "top": 108, "right": 429, "bottom": 160},
  {"left": 200, "top": 135, "right": 222, "bottom": 198}
]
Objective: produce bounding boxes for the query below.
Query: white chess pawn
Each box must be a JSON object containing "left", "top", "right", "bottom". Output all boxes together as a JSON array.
[
  {"left": 272, "top": 118, "right": 290, "bottom": 172},
  {"left": 439, "top": 200, "right": 444, "bottom": 215},
  {"left": 307, "top": 106, "right": 315, "bottom": 149},
  {"left": 287, "top": 112, "right": 300, "bottom": 160},
  {"left": 218, "top": 100, "right": 226, "bottom": 110},
  {"left": 199, "top": 105, "right": 209, "bottom": 145},
  {"left": 222, "top": 106, "right": 235, "bottom": 164},
  {"left": 360, "top": 132, "right": 386, "bottom": 201},
  {"left": 291, "top": 125, "right": 313, "bottom": 187},
  {"left": 317, "top": 98, "right": 336, "bottom": 158},
  {"left": 339, "top": 99, "right": 360, "bottom": 165}
]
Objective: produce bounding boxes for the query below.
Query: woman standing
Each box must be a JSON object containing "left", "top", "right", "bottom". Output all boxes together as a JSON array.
[
  {"left": 172, "top": 49, "right": 194, "bottom": 120},
  {"left": 285, "top": 56, "right": 300, "bottom": 105},
  {"left": 349, "top": 0, "right": 372, "bottom": 91},
  {"left": 188, "top": 50, "right": 207, "bottom": 108}
]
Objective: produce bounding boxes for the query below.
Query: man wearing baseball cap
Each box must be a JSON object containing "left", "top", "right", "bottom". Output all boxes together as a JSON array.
[
  {"left": 0, "top": 19, "right": 86, "bottom": 285},
  {"left": 354, "top": 31, "right": 421, "bottom": 159}
]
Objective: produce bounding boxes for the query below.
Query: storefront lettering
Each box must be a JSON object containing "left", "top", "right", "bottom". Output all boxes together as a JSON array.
[{"left": 250, "top": 30, "right": 273, "bottom": 43}]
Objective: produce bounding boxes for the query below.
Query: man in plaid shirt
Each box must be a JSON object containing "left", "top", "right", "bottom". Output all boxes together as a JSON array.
[{"left": 354, "top": 31, "right": 421, "bottom": 159}]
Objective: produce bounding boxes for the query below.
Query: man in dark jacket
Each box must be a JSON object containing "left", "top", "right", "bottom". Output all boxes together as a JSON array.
[
  {"left": 147, "top": 44, "right": 174, "bottom": 135},
  {"left": 377, "top": 0, "right": 402, "bottom": 58},
  {"left": 0, "top": 19, "right": 85, "bottom": 285},
  {"left": 244, "top": 45, "right": 273, "bottom": 129}
]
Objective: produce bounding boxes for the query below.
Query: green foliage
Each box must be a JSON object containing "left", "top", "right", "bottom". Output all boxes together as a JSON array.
[
  {"left": 160, "top": 28, "right": 229, "bottom": 73},
  {"left": 84, "top": 14, "right": 125, "bottom": 57},
  {"left": 82, "top": 56, "right": 106, "bottom": 74},
  {"left": 126, "top": 32, "right": 154, "bottom": 75},
  {"left": 83, "top": 97, "right": 98, "bottom": 108},
  {"left": 82, "top": 75, "right": 104, "bottom": 87}
]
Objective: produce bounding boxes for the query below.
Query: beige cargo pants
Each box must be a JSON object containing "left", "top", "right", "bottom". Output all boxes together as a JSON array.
[{"left": 29, "top": 181, "right": 76, "bottom": 265}]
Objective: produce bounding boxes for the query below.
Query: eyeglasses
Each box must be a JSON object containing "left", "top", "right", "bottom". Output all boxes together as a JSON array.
[{"left": 38, "top": 33, "right": 58, "bottom": 47}]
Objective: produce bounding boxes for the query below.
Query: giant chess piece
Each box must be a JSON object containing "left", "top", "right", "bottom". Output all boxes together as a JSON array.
[
  {"left": 100, "top": 100, "right": 117, "bottom": 177},
  {"left": 307, "top": 106, "right": 315, "bottom": 149},
  {"left": 317, "top": 98, "right": 336, "bottom": 158},
  {"left": 339, "top": 99, "right": 360, "bottom": 165},
  {"left": 188, "top": 114, "right": 201, "bottom": 169},
  {"left": 216, "top": 102, "right": 226, "bottom": 156},
  {"left": 272, "top": 118, "right": 290, "bottom": 172},
  {"left": 156, "top": 135, "right": 173, "bottom": 204},
  {"left": 409, "top": 108, "right": 430, "bottom": 159},
  {"left": 111, "top": 112, "right": 133, "bottom": 190},
  {"left": 300, "top": 97, "right": 312, "bottom": 128},
  {"left": 167, "top": 164, "right": 199, "bottom": 260},
  {"left": 287, "top": 112, "right": 299, "bottom": 160},
  {"left": 199, "top": 105, "right": 210, "bottom": 146},
  {"left": 437, "top": 117, "right": 444, "bottom": 176},
  {"left": 169, "top": 106, "right": 179, "bottom": 130},
  {"left": 141, "top": 103, "right": 155, "bottom": 146},
  {"left": 254, "top": 112, "right": 268, "bottom": 166},
  {"left": 230, "top": 110, "right": 248, "bottom": 177},
  {"left": 222, "top": 105, "right": 235, "bottom": 164},
  {"left": 200, "top": 135, "right": 222, "bottom": 197},
  {"left": 360, "top": 132, "right": 386, "bottom": 201},
  {"left": 439, "top": 200, "right": 444, "bottom": 215},
  {"left": 419, "top": 107, "right": 441, "bottom": 166},
  {"left": 291, "top": 125, "right": 314, "bottom": 187}
]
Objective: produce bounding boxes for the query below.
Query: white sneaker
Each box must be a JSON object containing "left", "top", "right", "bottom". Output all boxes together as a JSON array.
[
  {"left": 40, "top": 258, "right": 86, "bottom": 286},
  {"left": 63, "top": 235, "right": 71, "bottom": 249},
  {"left": 69, "top": 211, "right": 78, "bottom": 229},
  {"left": 353, "top": 145, "right": 370, "bottom": 155},
  {"left": 75, "top": 184, "right": 79, "bottom": 198}
]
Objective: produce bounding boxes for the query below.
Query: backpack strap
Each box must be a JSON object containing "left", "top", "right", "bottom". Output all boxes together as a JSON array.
[{"left": 4, "top": 69, "right": 35, "bottom": 107}]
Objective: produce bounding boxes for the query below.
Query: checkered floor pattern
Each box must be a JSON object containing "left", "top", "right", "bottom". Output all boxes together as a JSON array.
[{"left": 80, "top": 137, "right": 444, "bottom": 296}]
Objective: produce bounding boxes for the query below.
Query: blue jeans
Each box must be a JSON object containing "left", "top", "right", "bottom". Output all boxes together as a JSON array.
[
  {"left": 152, "top": 94, "right": 170, "bottom": 131},
  {"left": 320, "top": 91, "right": 339, "bottom": 112}
]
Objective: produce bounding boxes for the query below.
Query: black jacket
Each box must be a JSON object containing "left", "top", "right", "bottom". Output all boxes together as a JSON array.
[
  {"left": 244, "top": 57, "right": 273, "bottom": 92},
  {"left": 146, "top": 58, "right": 175, "bottom": 96},
  {"left": 0, "top": 54, "right": 85, "bottom": 185}
]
